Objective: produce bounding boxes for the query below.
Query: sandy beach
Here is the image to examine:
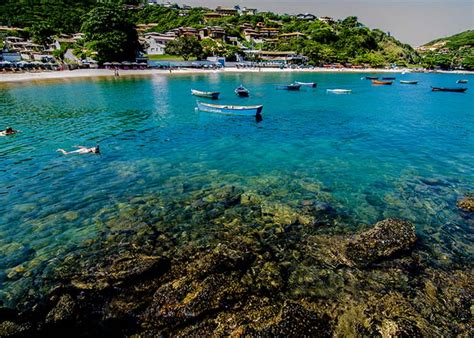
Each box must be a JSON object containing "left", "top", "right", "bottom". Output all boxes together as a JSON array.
[{"left": 0, "top": 67, "right": 471, "bottom": 84}]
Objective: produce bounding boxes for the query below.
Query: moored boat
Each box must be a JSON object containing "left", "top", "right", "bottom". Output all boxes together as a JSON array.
[
  {"left": 196, "top": 101, "right": 263, "bottom": 116},
  {"left": 276, "top": 84, "right": 301, "bottom": 91},
  {"left": 382, "top": 77, "right": 396, "bottom": 80},
  {"left": 456, "top": 80, "right": 468, "bottom": 84},
  {"left": 235, "top": 85, "right": 249, "bottom": 97},
  {"left": 372, "top": 80, "right": 393, "bottom": 85},
  {"left": 400, "top": 80, "right": 418, "bottom": 84},
  {"left": 365, "top": 76, "right": 379, "bottom": 80},
  {"left": 431, "top": 87, "right": 467, "bottom": 93},
  {"left": 295, "top": 81, "right": 317, "bottom": 88},
  {"left": 191, "top": 89, "right": 220, "bottom": 99},
  {"left": 327, "top": 89, "right": 352, "bottom": 94}
]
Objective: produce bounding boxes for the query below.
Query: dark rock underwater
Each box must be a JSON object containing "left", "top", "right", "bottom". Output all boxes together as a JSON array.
[{"left": 0, "top": 185, "right": 472, "bottom": 337}]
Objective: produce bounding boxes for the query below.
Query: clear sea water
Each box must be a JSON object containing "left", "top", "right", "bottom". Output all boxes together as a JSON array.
[{"left": 0, "top": 72, "right": 472, "bottom": 306}]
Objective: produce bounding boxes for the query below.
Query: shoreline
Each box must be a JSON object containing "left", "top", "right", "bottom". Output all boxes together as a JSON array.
[{"left": 0, "top": 67, "right": 472, "bottom": 84}]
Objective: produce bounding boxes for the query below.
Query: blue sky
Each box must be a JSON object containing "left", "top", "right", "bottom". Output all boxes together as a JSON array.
[{"left": 172, "top": 0, "right": 474, "bottom": 46}]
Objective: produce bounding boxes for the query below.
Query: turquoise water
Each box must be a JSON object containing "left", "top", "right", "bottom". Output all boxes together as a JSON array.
[{"left": 0, "top": 72, "right": 473, "bottom": 306}]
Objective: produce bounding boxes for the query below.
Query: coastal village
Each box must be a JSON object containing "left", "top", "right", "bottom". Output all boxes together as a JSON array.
[
  {"left": 0, "top": 3, "right": 334, "bottom": 69},
  {"left": 0, "top": 2, "right": 472, "bottom": 71}
]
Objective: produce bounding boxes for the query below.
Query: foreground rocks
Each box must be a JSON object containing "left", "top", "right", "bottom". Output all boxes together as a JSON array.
[
  {"left": 0, "top": 187, "right": 472, "bottom": 337},
  {"left": 457, "top": 195, "right": 474, "bottom": 212}
]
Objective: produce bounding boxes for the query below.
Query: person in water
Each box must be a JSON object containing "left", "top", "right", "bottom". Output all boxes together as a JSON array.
[
  {"left": 57, "top": 145, "right": 100, "bottom": 155},
  {"left": 0, "top": 127, "right": 18, "bottom": 136}
]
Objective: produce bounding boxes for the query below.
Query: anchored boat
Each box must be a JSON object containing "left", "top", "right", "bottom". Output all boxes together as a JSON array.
[
  {"left": 372, "top": 80, "right": 393, "bottom": 85},
  {"left": 191, "top": 89, "right": 220, "bottom": 100},
  {"left": 400, "top": 80, "right": 418, "bottom": 84},
  {"left": 196, "top": 101, "right": 263, "bottom": 116},
  {"left": 327, "top": 89, "right": 352, "bottom": 94},
  {"left": 456, "top": 80, "right": 468, "bottom": 84},
  {"left": 431, "top": 87, "right": 467, "bottom": 93},
  {"left": 365, "top": 76, "right": 379, "bottom": 80},
  {"left": 235, "top": 85, "right": 250, "bottom": 97},
  {"left": 276, "top": 84, "right": 301, "bottom": 91},
  {"left": 295, "top": 81, "right": 317, "bottom": 88}
]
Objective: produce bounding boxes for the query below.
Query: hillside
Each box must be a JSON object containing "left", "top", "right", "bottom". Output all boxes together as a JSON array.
[
  {"left": 418, "top": 30, "right": 474, "bottom": 70},
  {"left": 0, "top": 1, "right": 418, "bottom": 67}
]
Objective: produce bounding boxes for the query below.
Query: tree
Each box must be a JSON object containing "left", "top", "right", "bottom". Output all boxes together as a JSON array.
[
  {"left": 165, "top": 36, "right": 202, "bottom": 60},
  {"left": 81, "top": 3, "right": 139, "bottom": 64}
]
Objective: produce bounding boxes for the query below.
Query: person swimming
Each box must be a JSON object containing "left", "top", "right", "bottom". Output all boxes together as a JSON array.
[
  {"left": 0, "top": 127, "right": 18, "bottom": 136},
  {"left": 57, "top": 145, "right": 100, "bottom": 155}
]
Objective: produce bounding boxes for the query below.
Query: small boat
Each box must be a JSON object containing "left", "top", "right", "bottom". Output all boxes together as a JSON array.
[
  {"left": 196, "top": 101, "right": 263, "bottom": 116},
  {"left": 456, "top": 80, "right": 468, "bottom": 84},
  {"left": 235, "top": 85, "right": 249, "bottom": 97},
  {"left": 191, "top": 89, "right": 220, "bottom": 100},
  {"left": 365, "top": 76, "right": 379, "bottom": 80},
  {"left": 295, "top": 81, "right": 317, "bottom": 88},
  {"left": 431, "top": 87, "right": 467, "bottom": 93},
  {"left": 372, "top": 80, "right": 393, "bottom": 85},
  {"left": 382, "top": 77, "right": 396, "bottom": 80},
  {"left": 276, "top": 84, "right": 301, "bottom": 91},
  {"left": 327, "top": 89, "right": 352, "bottom": 94},
  {"left": 400, "top": 80, "right": 418, "bottom": 84}
]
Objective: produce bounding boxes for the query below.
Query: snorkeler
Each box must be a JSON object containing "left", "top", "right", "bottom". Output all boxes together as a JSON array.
[
  {"left": 57, "top": 145, "right": 100, "bottom": 155},
  {"left": 0, "top": 127, "right": 18, "bottom": 136}
]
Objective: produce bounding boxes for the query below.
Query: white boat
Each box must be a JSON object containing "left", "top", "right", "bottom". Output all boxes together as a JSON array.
[
  {"left": 295, "top": 81, "right": 317, "bottom": 88},
  {"left": 196, "top": 101, "right": 263, "bottom": 116},
  {"left": 191, "top": 89, "right": 220, "bottom": 99},
  {"left": 327, "top": 89, "right": 352, "bottom": 94}
]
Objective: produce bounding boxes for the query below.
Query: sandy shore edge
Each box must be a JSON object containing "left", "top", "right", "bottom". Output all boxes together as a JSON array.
[{"left": 0, "top": 67, "right": 472, "bottom": 84}]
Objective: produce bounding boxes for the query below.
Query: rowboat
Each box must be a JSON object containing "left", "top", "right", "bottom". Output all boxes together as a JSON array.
[
  {"left": 276, "top": 84, "right": 301, "bottom": 91},
  {"left": 431, "top": 87, "right": 467, "bottom": 93},
  {"left": 235, "top": 85, "right": 249, "bottom": 97},
  {"left": 365, "top": 76, "right": 379, "bottom": 80},
  {"left": 191, "top": 89, "right": 220, "bottom": 99},
  {"left": 400, "top": 80, "right": 418, "bottom": 84},
  {"left": 382, "top": 77, "right": 396, "bottom": 80},
  {"left": 327, "top": 89, "right": 352, "bottom": 94},
  {"left": 372, "top": 80, "right": 393, "bottom": 85},
  {"left": 295, "top": 81, "right": 317, "bottom": 88},
  {"left": 456, "top": 80, "right": 468, "bottom": 84},
  {"left": 196, "top": 101, "right": 263, "bottom": 116}
]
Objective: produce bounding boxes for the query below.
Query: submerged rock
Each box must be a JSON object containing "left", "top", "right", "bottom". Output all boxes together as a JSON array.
[
  {"left": 456, "top": 196, "right": 474, "bottom": 212},
  {"left": 344, "top": 219, "right": 417, "bottom": 266}
]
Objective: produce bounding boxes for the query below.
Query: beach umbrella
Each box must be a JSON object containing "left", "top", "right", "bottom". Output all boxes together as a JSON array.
[
  {"left": 112, "top": 62, "right": 121, "bottom": 66},
  {"left": 121, "top": 61, "right": 131, "bottom": 66},
  {"left": 103, "top": 62, "right": 112, "bottom": 66}
]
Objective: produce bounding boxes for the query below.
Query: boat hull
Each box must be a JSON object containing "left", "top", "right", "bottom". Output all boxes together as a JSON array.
[
  {"left": 191, "top": 90, "right": 220, "bottom": 99},
  {"left": 196, "top": 101, "right": 263, "bottom": 116},
  {"left": 365, "top": 76, "right": 379, "bottom": 80},
  {"left": 295, "top": 82, "right": 317, "bottom": 88},
  {"left": 400, "top": 81, "right": 418, "bottom": 84},
  {"left": 372, "top": 80, "right": 393, "bottom": 85},
  {"left": 235, "top": 87, "right": 250, "bottom": 97},
  {"left": 327, "top": 89, "right": 352, "bottom": 94},
  {"left": 457, "top": 80, "right": 468, "bottom": 84},
  {"left": 276, "top": 84, "right": 301, "bottom": 91},
  {"left": 431, "top": 87, "right": 467, "bottom": 93}
]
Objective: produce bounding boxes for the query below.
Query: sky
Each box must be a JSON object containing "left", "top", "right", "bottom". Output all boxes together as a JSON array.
[{"left": 171, "top": 0, "right": 474, "bottom": 46}]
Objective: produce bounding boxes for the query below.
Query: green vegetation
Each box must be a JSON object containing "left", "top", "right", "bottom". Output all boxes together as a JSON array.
[
  {"left": 0, "top": 1, "right": 438, "bottom": 68},
  {"left": 419, "top": 30, "right": 474, "bottom": 70},
  {"left": 81, "top": 3, "right": 139, "bottom": 64},
  {"left": 165, "top": 36, "right": 202, "bottom": 61}
]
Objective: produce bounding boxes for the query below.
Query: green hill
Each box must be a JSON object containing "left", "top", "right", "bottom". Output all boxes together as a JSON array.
[{"left": 419, "top": 30, "right": 474, "bottom": 70}]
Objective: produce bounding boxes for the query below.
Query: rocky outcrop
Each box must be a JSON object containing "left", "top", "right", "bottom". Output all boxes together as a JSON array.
[
  {"left": 456, "top": 196, "right": 474, "bottom": 212},
  {"left": 344, "top": 219, "right": 417, "bottom": 266}
]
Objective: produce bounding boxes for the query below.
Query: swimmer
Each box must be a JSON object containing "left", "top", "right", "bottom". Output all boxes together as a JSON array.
[
  {"left": 57, "top": 145, "right": 100, "bottom": 155},
  {"left": 0, "top": 127, "right": 18, "bottom": 136}
]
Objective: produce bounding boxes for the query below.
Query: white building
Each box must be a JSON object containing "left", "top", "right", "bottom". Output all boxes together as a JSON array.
[{"left": 144, "top": 33, "right": 176, "bottom": 55}]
